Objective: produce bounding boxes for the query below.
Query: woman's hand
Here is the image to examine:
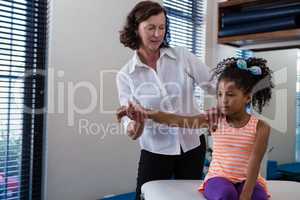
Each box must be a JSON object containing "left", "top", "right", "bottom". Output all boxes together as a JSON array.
[
  {"left": 116, "top": 102, "right": 148, "bottom": 140},
  {"left": 127, "top": 120, "right": 144, "bottom": 140},
  {"left": 116, "top": 106, "right": 128, "bottom": 122},
  {"left": 116, "top": 102, "right": 149, "bottom": 122},
  {"left": 205, "top": 107, "right": 222, "bottom": 132}
]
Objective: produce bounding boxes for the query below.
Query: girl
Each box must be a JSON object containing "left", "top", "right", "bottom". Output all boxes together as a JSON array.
[{"left": 117, "top": 57, "right": 273, "bottom": 200}]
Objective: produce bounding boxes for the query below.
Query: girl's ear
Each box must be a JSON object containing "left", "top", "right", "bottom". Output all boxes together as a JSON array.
[{"left": 246, "top": 95, "right": 252, "bottom": 104}]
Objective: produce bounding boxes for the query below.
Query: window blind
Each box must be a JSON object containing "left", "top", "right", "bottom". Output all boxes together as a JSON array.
[
  {"left": 164, "top": 0, "right": 206, "bottom": 60},
  {"left": 0, "top": 0, "right": 47, "bottom": 199},
  {"left": 163, "top": 0, "right": 207, "bottom": 111}
]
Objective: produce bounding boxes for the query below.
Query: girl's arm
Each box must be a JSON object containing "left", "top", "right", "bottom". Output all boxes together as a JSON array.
[
  {"left": 240, "top": 120, "right": 270, "bottom": 199},
  {"left": 147, "top": 110, "right": 208, "bottom": 129},
  {"left": 116, "top": 104, "right": 208, "bottom": 129}
]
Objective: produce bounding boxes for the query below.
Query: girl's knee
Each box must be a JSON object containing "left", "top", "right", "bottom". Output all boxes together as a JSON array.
[
  {"left": 252, "top": 192, "right": 268, "bottom": 200},
  {"left": 251, "top": 184, "right": 268, "bottom": 200},
  {"left": 204, "top": 189, "right": 238, "bottom": 200},
  {"left": 204, "top": 178, "right": 238, "bottom": 200},
  {"left": 221, "top": 190, "right": 238, "bottom": 200}
]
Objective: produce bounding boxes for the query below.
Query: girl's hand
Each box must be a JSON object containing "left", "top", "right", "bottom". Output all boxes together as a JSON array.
[
  {"left": 239, "top": 192, "right": 251, "bottom": 200},
  {"left": 127, "top": 102, "right": 148, "bottom": 122}
]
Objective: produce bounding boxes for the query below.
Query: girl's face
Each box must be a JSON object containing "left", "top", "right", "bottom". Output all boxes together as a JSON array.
[
  {"left": 137, "top": 12, "right": 166, "bottom": 52},
  {"left": 217, "top": 79, "right": 251, "bottom": 116}
]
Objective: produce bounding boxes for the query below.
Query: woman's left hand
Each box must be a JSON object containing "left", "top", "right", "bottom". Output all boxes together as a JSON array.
[
  {"left": 116, "top": 106, "right": 128, "bottom": 122},
  {"left": 116, "top": 102, "right": 148, "bottom": 122},
  {"left": 205, "top": 107, "right": 222, "bottom": 132}
]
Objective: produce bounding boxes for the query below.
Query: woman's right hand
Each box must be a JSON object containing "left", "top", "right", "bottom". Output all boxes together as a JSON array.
[
  {"left": 127, "top": 120, "right": 144, "bottom": 140},
  {"left": 126, "top": 103, "right": 147, "bottom": 140},
  {"left": 116, "top": 102, "right": 147, "bottom": 140}
]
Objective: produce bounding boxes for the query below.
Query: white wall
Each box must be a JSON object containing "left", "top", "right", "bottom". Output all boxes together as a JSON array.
[
  {"left": 255, "top": 49, "right": 298, "bottom": 164},
  {"left": 46, "top": 0, "right": 160, "bottom": 199}
]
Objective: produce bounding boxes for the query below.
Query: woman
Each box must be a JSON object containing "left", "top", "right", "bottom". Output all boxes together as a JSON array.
[{"left": 116, "top": 1, "right": 214, "bottom": 199}]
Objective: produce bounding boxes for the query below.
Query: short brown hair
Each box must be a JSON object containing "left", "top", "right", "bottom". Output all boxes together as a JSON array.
[{"left": 119, "top": 1, "right": 170, "bottom": 50}]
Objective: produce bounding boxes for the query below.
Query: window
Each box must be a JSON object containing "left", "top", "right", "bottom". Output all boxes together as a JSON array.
[
  {"left": 296, "top": 50, "right": 300, "bottom": 161},
  {"left": 0, "top": 0, "right": 47, "bottom": 199},
  {"left": 163, "top": 0, "right": 207, "bottom": 111},
  {"left": 164, "top": 0, "right": 206, "bottom": 60}
]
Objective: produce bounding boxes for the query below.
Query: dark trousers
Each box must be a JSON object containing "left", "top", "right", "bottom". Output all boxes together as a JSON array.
[{"left": 135, "top": 135, "right": 206, "bottom": 200}]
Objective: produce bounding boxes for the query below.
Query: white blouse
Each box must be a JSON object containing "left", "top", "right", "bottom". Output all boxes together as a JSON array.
[{"left": 116, "top": 46, "right": 215, "bottom": 155}]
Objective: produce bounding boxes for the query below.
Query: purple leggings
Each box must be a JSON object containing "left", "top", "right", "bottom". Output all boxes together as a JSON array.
[{"left": 203, "top": 177, "right": 268, "bottom": 200}]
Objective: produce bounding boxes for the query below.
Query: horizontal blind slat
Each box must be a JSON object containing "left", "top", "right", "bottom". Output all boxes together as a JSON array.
[
  {"left": 164, "top": 0, "right": 206, "bottom": 111},
  {"left": 0, "top": 0, "right": 47, "bottom": 199}
]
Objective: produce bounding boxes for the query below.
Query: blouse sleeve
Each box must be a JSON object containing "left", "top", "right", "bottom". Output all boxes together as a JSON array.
[{"left": 182, "top": 47, "right": 216, "bottom": 95}]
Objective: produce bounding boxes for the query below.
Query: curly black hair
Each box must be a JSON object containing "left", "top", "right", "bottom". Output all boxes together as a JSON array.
[
  {"left": 119, "top": 1, "right": 170, "bottom": 50},
  {"left": 211, "top": 57, "right": 273, "bottom": 113}
]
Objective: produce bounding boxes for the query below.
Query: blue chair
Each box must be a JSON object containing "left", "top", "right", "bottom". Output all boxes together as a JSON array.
[
  {"left": 266, "top": 160, "right": 283, "bottom": 180},
  {"left": 277, "top": 162, "right": 300, "bottom": 181}
]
